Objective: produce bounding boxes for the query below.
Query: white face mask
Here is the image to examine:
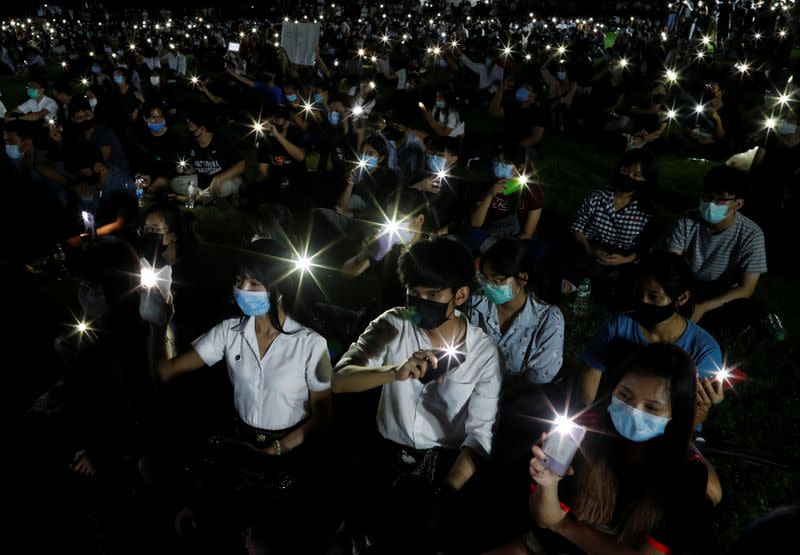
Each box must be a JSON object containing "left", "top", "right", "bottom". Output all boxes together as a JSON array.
[
  {"left": 88, "top": 98, "right": 98, "bottom": 109},
  {"left": 150, "top": 76, "right": 160, "bottom": 86}
]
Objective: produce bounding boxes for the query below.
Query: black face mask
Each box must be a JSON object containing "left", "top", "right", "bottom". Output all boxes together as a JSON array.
[
  {"left": 633, "top": 298, "right": 677, "bottom": 329},
  {"left": 139, "top": 232, "right": 168, "bottom": 267},
  {"left": 405, "top": 293, "right": 452, "bottom": 330},
  {"left": 612, "top": 173, "right": 641, "bottom": 193}
]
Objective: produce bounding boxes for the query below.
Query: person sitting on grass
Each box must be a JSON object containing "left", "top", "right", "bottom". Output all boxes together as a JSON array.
[
  {"left": 667, "top": 165, "right": 767, "bottom": 335},
  {"left": 577, "top": 251, "right": 725, "bottom": 433}
]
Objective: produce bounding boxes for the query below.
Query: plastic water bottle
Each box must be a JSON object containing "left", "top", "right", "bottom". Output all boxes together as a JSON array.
[
  {"left": 765, "top": 313, "right": 786, "bottom": 341},
  {"left": 185, "top": 180, "right": 196, "bottom": 209},
  {"left": 573, "top": 278, "right": 591, "bottom": 315},
  {"left": 135, "top": 178, "right": 145, "bottom": 208},
  {"left": 53, "top": 243, "right": 69, "bottom": 281}
]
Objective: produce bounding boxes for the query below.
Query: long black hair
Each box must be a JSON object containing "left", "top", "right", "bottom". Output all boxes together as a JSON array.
[
  {"left": 573, "top": 343, "right": 697, "bottom": 544},
  {"left": 235, "top": 239, "right": 309, "bottom": 335}
]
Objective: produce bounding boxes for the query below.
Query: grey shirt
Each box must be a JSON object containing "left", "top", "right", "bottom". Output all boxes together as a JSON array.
[{"left": 667, "top": 210, "right": 767, "bottom": 286}]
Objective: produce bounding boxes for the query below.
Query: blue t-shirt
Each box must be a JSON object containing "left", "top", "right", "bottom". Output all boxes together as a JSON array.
[
  {"left": 253, "top": 81, "right": 284, "bottom": 107},
  {"left": 582, "top": 314, "right": 723, "bottom": 378}
]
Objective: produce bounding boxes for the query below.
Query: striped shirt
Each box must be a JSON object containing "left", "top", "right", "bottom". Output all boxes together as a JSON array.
[
  {"left": 667, "top": 210, "right": 767, "bottom": 285},
  {"left": 570, "top": 188, "right": 654, "bottom": 251}
]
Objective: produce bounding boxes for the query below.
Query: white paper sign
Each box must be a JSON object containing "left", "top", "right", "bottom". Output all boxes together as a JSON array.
[{"left": 281, "top": 22, "right": 320, "bottom": 66}]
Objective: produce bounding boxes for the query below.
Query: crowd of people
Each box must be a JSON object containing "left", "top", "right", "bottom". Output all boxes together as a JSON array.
[{"left": 6, "top": 1, "right": 798, "bottom": 553}]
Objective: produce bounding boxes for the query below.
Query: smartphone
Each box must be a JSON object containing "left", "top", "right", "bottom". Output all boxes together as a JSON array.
[
  {"left": 419, "top": 348, "right": 466, "bottom": 384},
  {"left": 227, "top": 41, "right": 240, "bottom": 52},
  {"left": 542, "top": 424, "right": 585, "bottom": 477},
  {"left": 502, "top": 178, "right": 524, "bottom": 195}
]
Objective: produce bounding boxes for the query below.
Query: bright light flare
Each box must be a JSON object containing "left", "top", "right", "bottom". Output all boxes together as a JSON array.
[
  {"left": 618, "top": 57, "right": 629, "bottom": 69},
  {"left": 294, "top": 256, "right": 312, "bottom": 273},
  {"left": 357, "top": 48, "right": 365, "bottom": 57},
  {"left": 140, "top": 267, "right": 157, "bottom": 289},
  {"left": 553, "top": 415, "right": 576, "bottom": 435},
  {"left": 665, "top": 68, "right": 679, "bottom": 83},
  {"left": 765, "top": 117, "right": 778, "bottom": 130},
  {"left": 351, "top": 104, "right": 364, "bottom": 117},
  {"left": 76, "top": 321, "right": 89, "bottom": 334},
  {"left": 667, "top": 108, "right": 678, "bottom": 120}
]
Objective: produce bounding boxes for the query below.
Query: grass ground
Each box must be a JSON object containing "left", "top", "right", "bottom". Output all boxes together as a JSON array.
[{"left": 4, "top": 59, "right": 798, "bottom": 552}]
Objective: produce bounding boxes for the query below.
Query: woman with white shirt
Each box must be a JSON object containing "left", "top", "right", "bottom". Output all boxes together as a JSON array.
[
  {"left": 149, "top": 238, "right": 332, "bottom": 459},
  {"left": 422, "top": 90, "right": 465, "bottom": 139}
]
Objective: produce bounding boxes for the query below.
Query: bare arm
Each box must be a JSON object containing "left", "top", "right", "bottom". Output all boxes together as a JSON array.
[
  {"left": 331, "top": 364, "right": 399, "bottom": 393},
  {"left": 149, "top": 321, "right": 206, "bottom": 383},
  {"left": 553, "top": 517, "right": 663, "bottom": 555},
  {"left": 572, "top": 230, "right": 594, "bottom": 256},
  {"left": 471, "top": 183, "right": 505, "bottom": 227},
  {"left": 341, "top": 247, "right": 373, "bottom": 279},
  {"left": 272, "top": 128, "right": 306, "bottom": 161},
  {"left": 693, "top": 273, "right": 760, "bottom": 321},
  {"left": 518, "top": 209, "right": 542, "bottom": 240},
  {"left": 489, "top": 86, "right": 505, "bottom": 118}
]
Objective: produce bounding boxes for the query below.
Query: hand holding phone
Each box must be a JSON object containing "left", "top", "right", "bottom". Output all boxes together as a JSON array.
[
  {"left": 541, "top": 420, "right": 585, "bottom": 477},
  {"left": 419, "top": 346, "right": 466, "bottom": 384}
]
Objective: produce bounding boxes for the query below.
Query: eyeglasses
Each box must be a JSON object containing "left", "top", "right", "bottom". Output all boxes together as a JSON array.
[
  {"left": 478, "top": 274, "right": 511, "bottom": 286},
  {"left": 700, "top": 192, "right": 737, "bottom": 205}
]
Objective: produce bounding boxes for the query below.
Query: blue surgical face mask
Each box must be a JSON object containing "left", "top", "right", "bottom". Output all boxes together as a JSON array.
[
  {"left": 148, "top": 121, "right": 166, "bottom": 133},
  {"left": 493, "top": 161, "right": 514, "bottom": 179},
  {"left": 328, "top": 111, "right": 342, "bottom": 126},
  {"left": 608, "top": 395, "right": 671, "bottom": 442},
  {"left": 483, "top": 281, "right": 516, "bottom": 305},
  {"left": 435, "top": 100, "right": 446, "bottom": 109},
  {"left": 312, "top": 92, "right": 323, "bottom": 104},
  {"left": 78, "top": 282, "right": 107, "bottom": 318},
  {"left": 699, "top": 201, "right": 730, "bottom": 224},
  {"left": 363, "top": 155, "right": 379, "bottom": 170},
  {"left": 515, "top": 87, "right": 530, "bottom": 102},
  {"left": 5, "top": 144, "right": 21, "bottom": 160},
  {"left": 286, "top": 94, "right": 298, "bottom": 103},
  {"left": 427, "top": 154, "right": 447, "bottom": 174},
  {"left": 27, "top": 87, "right": 40, "bottom": 99},
  {"left": 113, "top": 75, "right": 125, "bottom": 85},
  {"left": 91, "top": 64, "right": 101, "bottom": 74},
  {"left": 233, "top": 286, "right": 271, "bottom": 317},
  {"left": 556, "top": 71, "right": 568, "bottom": 81}
]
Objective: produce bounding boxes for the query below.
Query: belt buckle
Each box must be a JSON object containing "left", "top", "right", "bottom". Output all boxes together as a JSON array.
[{"left": 255, "top": 433, "right": 267, "bottom": 444}]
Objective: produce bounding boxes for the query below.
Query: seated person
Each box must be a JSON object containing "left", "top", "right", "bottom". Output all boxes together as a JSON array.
[
  {"left": 469, "top": 238, "right": 564, "bottom": 388},
  {"left": 111, "top": 65, "right": 144, "bottom": 127},
  {"left": 404, "top": 136, "right": 466, "bottom": 235},
  {"left": 420, "top": 91, "right": 464, "bottom": 138},
  {"left": 467, "top": 145, "right": 547, "bottom": 263},
  {"left": 625, "top": 82, "right": 670, "bottom": 150},
  {"left": 57, "top": 96, "right": 130, "bottom": 174},
  {"left": 667, "top": 165, "right": 767, "bottom": 333},
  {"left": 578, "top": 251, "right": 725, "bottom": 427},
  {"left": 66, "top": 142, "right": 136, "bottom": 247},
  {"left": 341, "top": 190, "right": 436, "bottom": 317},
  {"left": 564, "top": 149, "right": 657, "bottom": 298},
  {"left": 147, "top": 239, "right": 332, "bottom": 550},
  {"left": 346, "top": 78, "right": 378, "bottom": 117},
  {"left": 750, "top": 113, "right": 800, "bottom": 241},
  {"left": 130, "top": 104, "right": 182, "bottom": 195},
  {"left": 489, "top": 77, "right": 545, "bottom": 155},
  {"left": 316, "top": 94, "right": 357, "bottom": 178},
  {"left": 541, "top": 60, "right": 578, "bottom": 133},
  {"left": 255, "top": 105, "right": 307, "bottom": 209},
  {"left": 383, "top": 111, "right": 426, "bottom": 188},
  {"left": 332, "top": 237, "right": 502, "bottom": 553},
  {"left": 5, "top": 75, "right": 59, "bottom": 125},
  {"left": 519, "top": 344, "right": 716, "bottom": 555},
  {"left": 676, "top": 81, "right": 731, "bottom": 160},
  {"left": 172, "top": 106, "right": 245, "bottom": 201},
  {"left": 315, "top": 135, "right": 398, "bottom": 237}
]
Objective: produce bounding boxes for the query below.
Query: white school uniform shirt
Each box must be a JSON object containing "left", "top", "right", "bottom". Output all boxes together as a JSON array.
[
  {"left": 192, "top": 315, "right": 332, "bottom": 430},
  {"left": 17, "top": 95, "right": 58, "bottom": 118},
  {"left": 337, "top": 308, "right": 502, "bottom": 458}
]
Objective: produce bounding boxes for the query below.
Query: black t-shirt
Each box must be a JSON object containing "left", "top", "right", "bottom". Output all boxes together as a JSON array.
[
  {"left": 256, "top": 127, "right": 307, "bottom": 192},
  {"left": 134, "top": 128, "right": 183, "bottom": 178},
  {"left": 504, "top": 101, "right": 545, "bottom": 145},
  {"left": 760, "top": 139, "right": 800, "bottom": 188},
  {"left": 187, "top": 134, "right": 243, "bottom": 189}
]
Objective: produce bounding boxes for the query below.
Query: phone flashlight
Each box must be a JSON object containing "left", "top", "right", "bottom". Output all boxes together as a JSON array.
[{"left": 542, "top": 416, "right": 586, "bottom": 477}]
